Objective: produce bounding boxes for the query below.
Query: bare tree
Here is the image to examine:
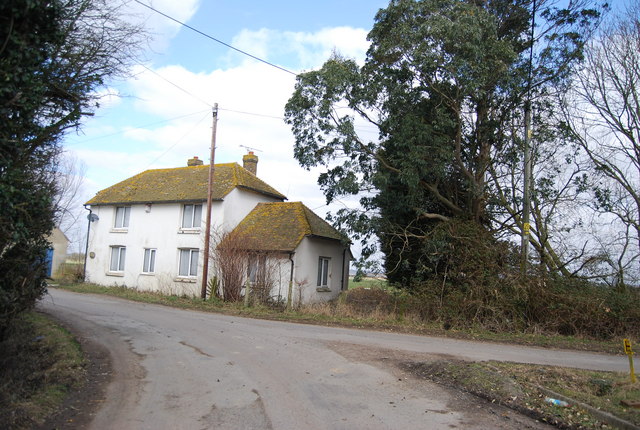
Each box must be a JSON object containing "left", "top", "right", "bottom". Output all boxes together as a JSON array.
[
  {"left": 210, "top": 230, "right": 281, "bottom": 304},
  {"left": 211, "top": 231, "right": 248, "bottom": 302},
  {"left": 52, "top": 152, "right": 86, "bottom": 231},
  {"left": 562, "top": 5, "right": 640, "bottom": 286}
]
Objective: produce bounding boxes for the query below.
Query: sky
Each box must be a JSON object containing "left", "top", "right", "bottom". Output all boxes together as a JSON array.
[{"left": 64, "top": 0, "right": 389, "bottom": 246}]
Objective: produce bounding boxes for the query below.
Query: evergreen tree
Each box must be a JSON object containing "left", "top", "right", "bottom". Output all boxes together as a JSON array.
[
  {"left": 0, "top": 0, "right": 143, "bottom": 337},
  {"left": 285, "top": 0, "right": 603, "bottom": 286}
]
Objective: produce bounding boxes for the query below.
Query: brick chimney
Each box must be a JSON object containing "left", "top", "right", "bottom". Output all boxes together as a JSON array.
[
  {"left": 187, "top": 156, "right": 203, "bottom": 167},
  {"left": 242, "top": 151, "right": 258, "bottom": 176}
]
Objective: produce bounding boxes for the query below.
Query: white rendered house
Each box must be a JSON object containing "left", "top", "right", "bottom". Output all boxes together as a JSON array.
[
  {"left": 225, "top": 201, "right": 352, "bottom": 305},
  {"left": 83, "top": 154, "right": 350, "bottom": 303}
]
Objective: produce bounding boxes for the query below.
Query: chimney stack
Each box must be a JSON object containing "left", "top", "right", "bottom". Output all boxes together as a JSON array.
[
  {"left": 242, "top": 151, "right": 258, "bottom": 176},
  {"left": 187, "top": 156, "right": 203, "bottom": 167}
]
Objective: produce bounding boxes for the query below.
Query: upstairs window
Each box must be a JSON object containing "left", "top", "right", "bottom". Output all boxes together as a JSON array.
[
  {"left": 317, "top": 257, "right": 330, "bottom": 287},
  {"left": 143, "top": 248, "right": 156, "bottom": 273},
  {"left": 114, "top": 206, "right": 131, "bottom": 228},
  {"left": 179, "top": 248, "right": 199, "bottom": 277},
  {"left": 110, "top": 246, "right": 126, "bottom": 272},
  {"left": 182, "top": 204, "right": 202, "bottom": 228}
]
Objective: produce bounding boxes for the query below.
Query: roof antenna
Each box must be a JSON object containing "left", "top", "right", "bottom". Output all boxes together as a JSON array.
[{"left": 239, "top": 145, "right": 263, "bottom": 153}]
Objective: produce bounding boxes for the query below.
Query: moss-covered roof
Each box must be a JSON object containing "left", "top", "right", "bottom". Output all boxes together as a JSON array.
[
  {"left": 226, "top": 202, "right": 348, "bottom": 252},
  {"left": 85, "top": 163, "right": 286, "bottom": 205}
]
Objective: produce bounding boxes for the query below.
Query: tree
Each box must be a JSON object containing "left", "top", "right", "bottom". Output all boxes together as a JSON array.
[
  {"left": 53, "top": 152, "right": 87, "bottom": 258},
  {"left": 561, "top": 5, "right": 640, "bottom": 287},
  {"left": 0, "top": 0, "right": 143, "bottom": 337},
  {"left": 285, "top": 0, "right": 603, "bottom": 285}
]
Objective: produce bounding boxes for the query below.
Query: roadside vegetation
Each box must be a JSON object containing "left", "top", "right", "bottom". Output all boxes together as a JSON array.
[
  {"left": 0, "top": 311, "right": 85, "bottom": 429},
  {"left": 404, "top": 359, "right": 640, "bottom": 429},
  {"left": 55, "top": 280, "right": 637, "bottom": 354}
]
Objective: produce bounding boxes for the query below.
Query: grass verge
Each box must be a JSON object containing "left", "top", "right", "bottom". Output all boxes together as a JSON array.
[
  {"left": 55, "top": 282, "right": 627, "bottom": 354},
  {"left": 0, "top": 311, "right": 85, "bottom": 429},
  {"left": 404, "top": 359, "right": 639, "bottom": 429}
]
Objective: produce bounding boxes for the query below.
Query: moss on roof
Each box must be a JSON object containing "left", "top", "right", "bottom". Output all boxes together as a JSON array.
[
  {"left": 85, "top": 163, "right": 286, "bottom": 205},
  {"left": 226, "top": 202, "right": 348, "bottom": 252}
]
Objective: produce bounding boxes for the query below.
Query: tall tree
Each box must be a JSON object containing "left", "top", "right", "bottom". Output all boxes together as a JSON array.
[
  {"left": 285, "top": 0, "right": 603, "bottom": 284},
  {"left": 0, "top": 0, "right": 143, "bottom": 337}
]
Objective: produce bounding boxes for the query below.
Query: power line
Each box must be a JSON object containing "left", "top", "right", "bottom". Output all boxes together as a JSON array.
[
  {"left": 133, "top": 0, "right": 297, "bottom": 76},
  {"left": 219, "top": 107, "right": 283, "bottom": 120},
  {"left": 66, "top": 109, "right": 210, "bottom": 145},
  {"left": 138, "top": 63, "right": 214, "bottom": 107},
  {"left": 143, "top": 111, "right": 211, "bottom": 170}
]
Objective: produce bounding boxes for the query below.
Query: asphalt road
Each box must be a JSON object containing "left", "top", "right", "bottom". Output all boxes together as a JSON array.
[{"left": 39, "top": 289, "right": 626, "bottom": 429}]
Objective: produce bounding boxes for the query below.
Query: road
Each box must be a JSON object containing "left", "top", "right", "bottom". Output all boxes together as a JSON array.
[{"left": 39, "top": 289, "right": 625, "bottom": 429}]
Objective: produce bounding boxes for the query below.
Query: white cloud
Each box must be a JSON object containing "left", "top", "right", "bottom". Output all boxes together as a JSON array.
[
  {"left": 231, "top": 26, "right": 370, "bottom": 69},
  {"left": 77, "top": 25, "right": 371, "bottom": 236},
  {"left": 124, "top": 0, "right": 202, "bottom": 51}
]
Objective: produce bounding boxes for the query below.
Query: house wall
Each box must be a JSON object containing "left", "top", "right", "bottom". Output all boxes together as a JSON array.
[
  {"left": 212, "top": 239, "right": 350, "bottom": 306},
  {"left": 290, "top": 237, "right": 350, "bottom": 304},
  {"left": 85, "top": 188, "right": 284, "bottom": 296},
  {"left": 86, "top": 202, "right": 222, "bottom": 295},
  {"left": 48, "top": 228, "right": 69, "bottom": 278},
  {"left": 221, "top": 188, "right": 282, "bottom": 231},
  {"left": 225, "top": 253, "right": 293, "bottom": 305}
]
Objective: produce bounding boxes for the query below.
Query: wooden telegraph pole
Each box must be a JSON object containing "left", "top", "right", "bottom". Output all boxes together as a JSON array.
[
  {"left": 201, "top": 104, "right": 218, "bottom": 299},
  {"left": 521, "top": 0, "right": 536, "bottom": 273},
  {"left": 521, "top": 103, "right": 532, "bottom": 272}
]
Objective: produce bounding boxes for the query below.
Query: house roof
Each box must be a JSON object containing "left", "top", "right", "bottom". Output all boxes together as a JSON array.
[
  {"left": 85, "top": 163, "right": 286, "bottom": 206},
  {"left": 225, "top": 202, "right": 348, "bottom": 252}
]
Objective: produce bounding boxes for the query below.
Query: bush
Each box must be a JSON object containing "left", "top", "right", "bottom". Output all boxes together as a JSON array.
[{"left": 361, "top": 221, "right": 640, "bottom": 339}]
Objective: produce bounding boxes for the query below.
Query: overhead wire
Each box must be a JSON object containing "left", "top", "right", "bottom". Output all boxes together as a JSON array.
[
  {"left": 76, "top": 2, "right": 380, "bottom": 176},
  {"left": 142, "top": 110, "right": 211, "bottom": 170},
  {"left": 67, "top": 109, "right": 210, "bottom": 144},
  {"left": 133, "top": 0, "right": 297, "bottom": 76},
  {"left": 137, "top": 63, "right": 214, "bottom": 108}
]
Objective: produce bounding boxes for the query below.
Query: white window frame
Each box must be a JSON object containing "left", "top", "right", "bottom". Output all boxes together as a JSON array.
[
  {"left": 109, "top": 246, "right": 126, "bottom": 272},
  {"left": 317, "top": 257, "right": 330, "bottom": 287},
  {"left": 181, "top": 204, "right": 202, "bottom": 229},
  {"left": 142, "top": 248, "right": 156, "bottom": 274},
  {"left": 178, "top": 248, "right": 199, "bottom": 277},
  {"left": 114, "top": 206, "right": 131, "bottom": 229}
]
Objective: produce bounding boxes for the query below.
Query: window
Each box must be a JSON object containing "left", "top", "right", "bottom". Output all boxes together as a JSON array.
[
  {"left": 248, "top": 254, "right": 266, "bottom": 283},
  {"left": 179, "top": 248, "right": 199, "bottom": 277},
  {"left": 143, "top": 248, "right": 156, "bottom": 273},
  {"left": 110, "top": 246, "right": 126, "bottom": 272},
  {"left": 114, "top": 206, "right": 131, "bottom": 228},
  {"left": 181, "top": 204, "right": 202, "bottom": 228},
  {"left": 317, "top": 257, "right": 330, "bottom": 287}
]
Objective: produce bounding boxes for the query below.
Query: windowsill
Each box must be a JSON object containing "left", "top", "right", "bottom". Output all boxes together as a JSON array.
[
  {"left": 140, "top": 272, "right": 155, "bottom": 276},
  {"left": 106, "top": 271, "right": 124, "bottom": 277},
  {"left": 178, "top": 228, "right": 201, "bottom": 234},
  {"left": 316, "top": 286, "right": 331, "bottom": 292},
  {"left": 110, "top": 228, "right": 128, "bottom": 233},
  {"left": 175, "top": 277, "right": 197, "bottom": 283}
]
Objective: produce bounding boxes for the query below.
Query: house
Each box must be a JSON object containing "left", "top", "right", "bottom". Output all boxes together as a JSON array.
[
  {"left": 46, "top": 227, "right": 70, "bottom": 278},
  {"left": 224, "top": 201, "right": 351, "bottom": 304},
  {"left": 83, "top": 154, "right": 350, "bottom": 303}
]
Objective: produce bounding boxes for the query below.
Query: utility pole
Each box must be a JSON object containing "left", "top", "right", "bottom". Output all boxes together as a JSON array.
[
  {"left": 521, "top": 0, "right": 536, "bottom": 274},
  {"left": 521, "top": 103, "right": 532, "bottom": 273},
  {"left": 201, "top": 104, "right": 218, "bottom": 299}
]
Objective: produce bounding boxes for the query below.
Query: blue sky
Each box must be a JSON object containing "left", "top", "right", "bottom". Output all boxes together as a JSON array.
[{"left": 65, "top": 0, "right": 388, "bottom": 232}]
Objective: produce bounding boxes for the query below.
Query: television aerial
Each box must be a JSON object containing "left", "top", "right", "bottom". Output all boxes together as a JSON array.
[{"left": 239, "top": 145, "right": 262, "bottom": 153}]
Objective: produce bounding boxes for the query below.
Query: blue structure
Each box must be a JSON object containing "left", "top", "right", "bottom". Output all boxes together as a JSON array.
[{"left": 45, "top": 248, "right": 54, "bottom": 278}]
